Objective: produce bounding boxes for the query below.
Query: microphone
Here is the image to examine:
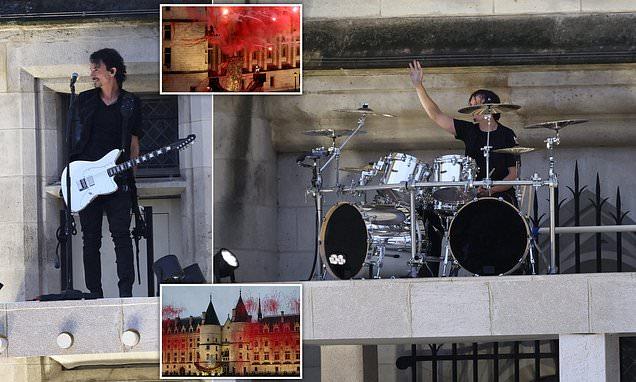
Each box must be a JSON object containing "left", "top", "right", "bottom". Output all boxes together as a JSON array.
[{"left": 70, "top": 72, "right": 79, "bottom": 86}]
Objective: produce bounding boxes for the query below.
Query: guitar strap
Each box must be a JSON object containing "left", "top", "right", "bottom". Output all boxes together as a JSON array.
[{"left": 120, "top": 93, "right": 144, "bottom": 286}]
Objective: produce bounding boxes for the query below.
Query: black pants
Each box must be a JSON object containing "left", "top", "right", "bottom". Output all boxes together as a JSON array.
[{"left": 79, "top": 188, "right": 134, "bottom": 297}]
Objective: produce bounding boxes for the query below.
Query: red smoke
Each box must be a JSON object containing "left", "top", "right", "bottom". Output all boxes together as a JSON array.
[
  {"left": 243, "top": 296, "right": 258, "bottom": 315},
  {"left": 209, "top": 6, "right": 300, "bottom": 54},
  {"left": 176, "top": 6, "right": 300, "bottom": 55},
  {"left": 162, "top": 304, "right": 184, "bottom": 319},
  {"left": 262, "top": 292, "right": 281, "bottom": 315}
]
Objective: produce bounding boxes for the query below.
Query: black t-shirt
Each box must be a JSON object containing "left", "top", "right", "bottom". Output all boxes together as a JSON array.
[
  {"left": 79, "top": 95, "right": 143, "bottom": 162},
  {"left": 453, "top": 119, "right": 518, "bottom": 181}
]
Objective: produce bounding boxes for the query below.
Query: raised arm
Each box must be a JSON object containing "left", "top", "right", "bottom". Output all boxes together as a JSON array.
[{"left": 409, "top": 60, "right": 456, "bottom": 135}]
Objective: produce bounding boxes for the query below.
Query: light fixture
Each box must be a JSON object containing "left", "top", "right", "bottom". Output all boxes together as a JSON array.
[
  {"left": 153, "top": 255, "right": 208, "bottom": 294},
  {"left": 152, "top": 255, "right": 184, "bottom": 284},
  {"left": 214, "top": 248, "right": 239, "bottom": 283},
  {"left": 57, "top": 332, "right": 74, "bottom": 349},
  {"left": 121, "top": 329, "right": 140, "bottom": 347}
]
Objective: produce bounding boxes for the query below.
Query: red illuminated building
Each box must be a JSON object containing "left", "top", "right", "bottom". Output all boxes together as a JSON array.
[{"left": 162, "top": 291, "right": 301, "bottom": 377}]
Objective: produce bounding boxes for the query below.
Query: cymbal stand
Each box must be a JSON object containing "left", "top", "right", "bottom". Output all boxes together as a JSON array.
[
  {"left": 320, "top": 108, "right": 368, "bottom": 188},
  {"left": 307, "top": 156, "right": 326, "bottom": 280},
  {"left": 480, "top": 111, "right": 495, "bottom": 194},
  {"left": 546, "top": 128, "right": 560, "bottom": 274}
]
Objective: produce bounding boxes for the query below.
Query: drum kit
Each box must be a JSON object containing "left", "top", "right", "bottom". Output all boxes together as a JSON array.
[{"left": 298, "top": 103, "right": 587, "bottom": 280}]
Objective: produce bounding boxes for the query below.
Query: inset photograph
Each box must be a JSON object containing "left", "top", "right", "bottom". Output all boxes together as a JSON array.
[
  {"left": 161, "top": 4, "right": 302, "bottom": 94},
  {"left": 161, "top": 284, "right": 302, "bottom": 379}
]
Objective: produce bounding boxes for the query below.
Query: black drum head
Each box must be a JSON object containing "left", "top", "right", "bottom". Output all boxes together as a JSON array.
[
  {"left": 322, "top": 203, "right": 368, "bottom": 279},
  {"left": 449, "top": 198, "right": 528, "bottom": 275}
]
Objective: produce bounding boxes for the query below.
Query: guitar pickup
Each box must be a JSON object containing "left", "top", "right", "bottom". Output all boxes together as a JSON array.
[{"left": 76, "top": 176, "right": 95, "bottom": 191}]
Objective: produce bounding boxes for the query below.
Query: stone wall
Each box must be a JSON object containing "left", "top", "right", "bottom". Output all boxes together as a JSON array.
[{"left": 213, "top": 96, "right": 278, "bottom": 282}]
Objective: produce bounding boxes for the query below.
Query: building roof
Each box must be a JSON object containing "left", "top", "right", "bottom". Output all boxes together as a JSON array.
[
  {"left": 231, "top": 290, "right": 252, "bottom": 323},
  {"left": 163, "top": 316, "right": 203, "bottom": 334},
  {"left": 260, "top": 313, "right": 301, "bottom": 326},
  {"left": 204, "top": 297, "right": 220, "bottom": 326}
]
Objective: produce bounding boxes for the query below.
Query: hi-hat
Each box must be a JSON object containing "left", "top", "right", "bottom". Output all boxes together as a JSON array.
[
  {"left": 303, "top": 129, "right": 367, "bottom": 138},
  {"left": 334, "top": 105, "right": 396, "bottom": 118},
  {"left": 523, "top": 119, "right": 588, "bottom": 131},
  {"left": 458, "top": 103, "right": 521, "bottom": 115},
  {"left": 493, "top": 146, "right": 536, "bottom": 155}
]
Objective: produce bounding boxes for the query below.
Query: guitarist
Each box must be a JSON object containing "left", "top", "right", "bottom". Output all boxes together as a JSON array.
[{"left": 70, "top": 48, "right": 143, "bottom": 298}]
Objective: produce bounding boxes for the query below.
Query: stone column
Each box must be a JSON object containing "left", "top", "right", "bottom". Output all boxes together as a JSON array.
[
  {"left": 178, "top": 95, "right": 213, "bottom": 280},
  {"left": 320, "top": 345, "right": 378, "bottom": 382},
  {"left": 0, "top": 58, "right": 40, "bottom": 301},
  {"left": 559, "top": 334, "right": 619, "bottom": 382}
]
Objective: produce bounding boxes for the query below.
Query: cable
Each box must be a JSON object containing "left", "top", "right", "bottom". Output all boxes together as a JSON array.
[{"left": 306, "top": 196, "right": 319, "bottom": 281}]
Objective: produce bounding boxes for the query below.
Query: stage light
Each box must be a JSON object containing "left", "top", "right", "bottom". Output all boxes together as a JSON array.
[
  {"left": 214, "top": 248, "right": 239, "bottom": 283},
  {"left": 182, "top": 263, "right": 207, "bottom": 283},
  {"left": 292, "top": 6, "right": 299, "bottom": 12},
  {"left": 272, "top": 17, "right": 277, "bottom": 21},
  {"left": 268, "top": 47, "right": 273, "bottom": 51},
  {"left": 153, "top": 255, "right": 184, "bottom": 283},
  {"left": 153, "top": 255, "right": 207, "bottom": 292},
  {"left": 222, "top": 8, "right": 229, "bottom": 15}
]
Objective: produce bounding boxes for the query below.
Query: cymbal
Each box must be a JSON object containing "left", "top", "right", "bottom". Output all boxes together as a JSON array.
[
  {"left": 493, "top": 146, "right": 536, "bottom": 155},
  {"left": 458, "top": 103, "right": 521, "bottom": 115},
  {"left": 339, "top": 166, "right": 373, "bottom": 173},
  {"left": 334, "top": 106, "right": 397, "bottom": 118},
  {"left": 523, "top": 119, "right": 588, "bottom": 131},
  {"left": 303, "top": 129, "right": 367, "bottom": 138}
]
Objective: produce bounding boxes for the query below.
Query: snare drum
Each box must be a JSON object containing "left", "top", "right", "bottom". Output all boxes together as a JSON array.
[
  {"left": 432, "top": 155, "right": 477, "bottom": 210},
  {"left": 320, "top": 202, "right": 426, "bottom": 279},
  {"left": 448, "top": 197, "right": 529, "bottom": 276}
]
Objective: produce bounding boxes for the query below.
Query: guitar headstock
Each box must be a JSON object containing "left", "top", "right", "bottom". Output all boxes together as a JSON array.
[{"left": 169, "top": 134, "right": 197, "bottom": 151}]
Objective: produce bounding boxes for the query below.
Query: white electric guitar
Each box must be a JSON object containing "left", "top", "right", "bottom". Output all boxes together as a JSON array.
[{"left": 61, "top": 134, "right": 196, "bottom": 212}]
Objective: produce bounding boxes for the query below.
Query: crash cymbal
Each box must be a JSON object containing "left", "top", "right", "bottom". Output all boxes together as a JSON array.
[
  {"left": 303, "top": 129, "right": 367, "bottom": 138},
  {"left": 458, "top": 103, "right": 521, "bottom": 115},
  {"left": 523, "top": 119, "right": 588, "bottom": 131},
  {"left": 339, "top": 166, "right": 373, "bottom": 173},
  {"left": 493, "top": 146, "right": 536, "bottom": 155},
  {"left": 334, "top": 105, "right": 397, "bottom": 118}
]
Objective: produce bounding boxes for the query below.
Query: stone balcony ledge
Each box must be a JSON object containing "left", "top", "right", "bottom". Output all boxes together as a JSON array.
[{"left": 1, "top": 273, "right": 635, "bottom": 359}]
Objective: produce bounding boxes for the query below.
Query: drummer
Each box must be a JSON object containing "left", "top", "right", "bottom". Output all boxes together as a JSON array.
[{"left": 408, "top": 60, "right": 519, "bottom": 206}]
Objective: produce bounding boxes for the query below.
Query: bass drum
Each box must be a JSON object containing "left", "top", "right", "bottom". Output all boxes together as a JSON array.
[
  {"left": 320, "top": 202, "right": 425, "bottom": 280},
  {"left": 449, "top": 198, "right": 529, "bottom": 276}
]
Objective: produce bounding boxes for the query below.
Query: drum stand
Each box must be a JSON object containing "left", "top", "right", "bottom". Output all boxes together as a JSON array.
[
  {"left": 546, "top": 130, "right": 560, "bottom": 274},
  {"left": 309, "top": 109, "right": 369, "bottom": 280},
  {"left": 438, "top": 215, "right": 458, "bottom": 277}
]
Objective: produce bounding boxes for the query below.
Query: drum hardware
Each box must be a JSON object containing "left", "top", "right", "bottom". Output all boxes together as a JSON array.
[
  {"left": 301, "top": 104, "right": 395, "bottom": 280},
  {"left": 458, "top": 103, "right": 522, "bottom": 194}
]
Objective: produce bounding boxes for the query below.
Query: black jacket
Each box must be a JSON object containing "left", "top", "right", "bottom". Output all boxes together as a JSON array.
[{"left": 70, "top": 87, "right": 143, "bottom": 162}]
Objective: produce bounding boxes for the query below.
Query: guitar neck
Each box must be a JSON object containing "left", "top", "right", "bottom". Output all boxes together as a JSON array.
[{"left": 107, "top": 146, "right": 172, "bottom": 177}]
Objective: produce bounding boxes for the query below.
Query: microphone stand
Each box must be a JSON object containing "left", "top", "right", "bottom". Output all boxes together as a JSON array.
[{"left": 59, "top": 75, "right": 84, "bottom": 300}]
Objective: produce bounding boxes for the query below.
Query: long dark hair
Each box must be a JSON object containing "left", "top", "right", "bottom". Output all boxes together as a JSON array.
[
  {"left": 90, "top": 48, "right": 127, "bottom": 88},
  {"left": 469, "top": 89, "right": 501, "bottom": 121}
]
